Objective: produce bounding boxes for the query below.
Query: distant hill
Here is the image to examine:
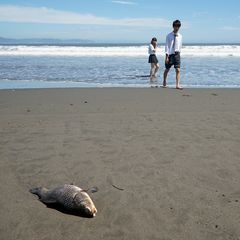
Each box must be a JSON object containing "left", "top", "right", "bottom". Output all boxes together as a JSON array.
[{"left": 0, "top": 37, "right": 94, "bottom": 45}]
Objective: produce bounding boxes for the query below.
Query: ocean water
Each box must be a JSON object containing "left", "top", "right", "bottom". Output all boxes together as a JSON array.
[{"left": 0, "top": 44, "right": 239, "bottom": 89}]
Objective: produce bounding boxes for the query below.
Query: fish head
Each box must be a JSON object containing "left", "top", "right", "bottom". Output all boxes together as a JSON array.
[
  {"left": 82, "top": 204, "right": 97, "bottom": 218},
  {"left": 74, "top": 193, "right": 97, "bottom": 218},
  {"left": 79, "top": 199, "right": 97, "bottom": 218}
]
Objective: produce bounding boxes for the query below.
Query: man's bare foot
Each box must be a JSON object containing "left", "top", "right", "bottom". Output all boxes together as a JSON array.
[
  {"left": 161, "top": 85, "right": 168, "bottom": 88},
  {"left": 176, "top": 86, "right": 183, "bottom": 90}
]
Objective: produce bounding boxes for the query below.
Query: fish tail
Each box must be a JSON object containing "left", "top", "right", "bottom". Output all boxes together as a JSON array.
[{"left": 29, "top": 187, "right": 42, "bottom": 197}]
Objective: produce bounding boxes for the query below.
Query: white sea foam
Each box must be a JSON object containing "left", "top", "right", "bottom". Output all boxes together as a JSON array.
[{"left": 0, "top": 45, "right": 239, "bottom": 57}]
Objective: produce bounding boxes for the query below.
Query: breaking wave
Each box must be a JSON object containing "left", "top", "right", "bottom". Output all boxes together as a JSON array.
[{"left": 0, "top": 44, "right": 239, "bottom": 57}]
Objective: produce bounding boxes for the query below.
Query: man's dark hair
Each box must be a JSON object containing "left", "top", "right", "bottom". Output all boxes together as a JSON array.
[
  {"left": 173, "top": 20, "right": 181, "bottom": 28},
  {"left": 152, "top": 37, "right": 157, "bottom": 42}
]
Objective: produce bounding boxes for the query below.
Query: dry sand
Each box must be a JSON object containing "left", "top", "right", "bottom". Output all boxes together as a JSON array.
[{"left": 0, "top": 88, "right": 240, "bottom": 240}]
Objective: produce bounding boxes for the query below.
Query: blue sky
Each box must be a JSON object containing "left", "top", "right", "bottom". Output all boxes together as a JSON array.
[{"left": 0, "top": 0, "right": 239, "bottom": 43}]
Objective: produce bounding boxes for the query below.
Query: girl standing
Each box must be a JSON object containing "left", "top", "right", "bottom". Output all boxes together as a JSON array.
[{"left": 148, "top": 37, "right": 160, "bottom": 82}]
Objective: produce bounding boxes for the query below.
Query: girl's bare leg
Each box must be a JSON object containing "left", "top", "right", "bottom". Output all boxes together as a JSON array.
[
  {"left": 150, "top": 63, "right": 156, "bottom": 78},
  {"left": 150, "top": 63, "right": 156, "bottom": 82},
  {"left": 153, "top": 63, "right": 160, "bottom": 77}
]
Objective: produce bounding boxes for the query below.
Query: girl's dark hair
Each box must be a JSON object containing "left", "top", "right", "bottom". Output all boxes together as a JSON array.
[
  {"left": 173, "top": 20, "right": 181, "bottom": 27},
  {"left": 151, "top": 37, "right": 157, "bottom": 45},
  {"left": 151, "top": 38, "right": 157, "bottom": 47}
]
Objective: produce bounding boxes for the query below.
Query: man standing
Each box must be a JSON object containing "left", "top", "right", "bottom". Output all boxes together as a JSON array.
[{"left": 163, "top": 20, "right": 183, "bottom": 90}]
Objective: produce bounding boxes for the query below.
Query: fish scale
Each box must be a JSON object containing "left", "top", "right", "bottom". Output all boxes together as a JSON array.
[{"left": 49, "top": 185, "right": 81, "bottom": 208}]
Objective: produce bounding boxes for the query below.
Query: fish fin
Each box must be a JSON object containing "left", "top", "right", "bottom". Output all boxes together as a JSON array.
[
  {"left": 41, "top": 199, "right": 57, "bottom": 204},
  {"left": 83, "top": 187, "right": 99, "bottom": 194},
  {"left": 89, "top": 186, "right": 99, "bottom": 193}
]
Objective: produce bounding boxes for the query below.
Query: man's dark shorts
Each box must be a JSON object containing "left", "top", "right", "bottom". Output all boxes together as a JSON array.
[{"left": 165, "top": 53, "right": 181, "bottom": 69}]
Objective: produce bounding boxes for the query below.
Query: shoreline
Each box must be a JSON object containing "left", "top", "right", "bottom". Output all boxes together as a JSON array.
[{"left": 1, "top": 84, "right": 240, "bottom": 90}]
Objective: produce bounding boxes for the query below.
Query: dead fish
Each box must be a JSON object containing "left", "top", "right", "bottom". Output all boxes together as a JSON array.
[{"left": 30, "top": 184, "right": 97, "bottom": 218}]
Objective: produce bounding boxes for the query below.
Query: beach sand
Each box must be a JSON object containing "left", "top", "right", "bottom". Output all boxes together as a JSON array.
[{"left": 0, "top": 88, "right": 240, "bottom": 240}]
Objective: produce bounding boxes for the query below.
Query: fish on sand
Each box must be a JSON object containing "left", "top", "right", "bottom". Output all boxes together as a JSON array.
[{"left": 30, "top": 184, "right": 97, "bottom": 218}]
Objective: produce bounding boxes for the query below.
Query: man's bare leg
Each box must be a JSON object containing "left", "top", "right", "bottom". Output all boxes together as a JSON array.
[
  {"left": 175, "top": 68, "right": 183, "bottom": 89},
  {"left": 163, "top": 68, "right": 169, "bottom": 87}
]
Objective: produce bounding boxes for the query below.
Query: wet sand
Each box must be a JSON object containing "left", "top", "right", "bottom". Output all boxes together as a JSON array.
[{"left": 0, "top": 88, "right": 240, "bottom": 240}]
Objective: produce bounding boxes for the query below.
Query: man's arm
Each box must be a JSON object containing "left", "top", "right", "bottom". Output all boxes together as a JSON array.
[{"left": 180, "top": 35, "right": 183, "bottom": 51}]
